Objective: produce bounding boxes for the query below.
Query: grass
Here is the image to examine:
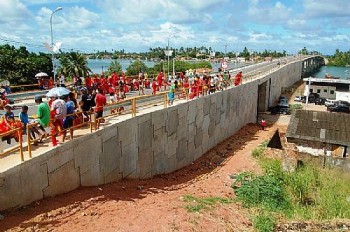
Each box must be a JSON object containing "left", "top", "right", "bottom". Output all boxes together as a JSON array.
[
  {"left": 232, "top": 152, "right": 350, "bottom": 232},
  {"left": 183, "top": 195, "right": 233, "bottom": 213}
]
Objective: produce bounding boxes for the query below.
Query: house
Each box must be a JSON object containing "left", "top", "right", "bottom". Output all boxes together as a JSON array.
[
  {"left": 303, "top": 78, "right": 350, "bottom": 100},
  {"left": 286, "top": 110, "right": 350, "bottom": 157}
]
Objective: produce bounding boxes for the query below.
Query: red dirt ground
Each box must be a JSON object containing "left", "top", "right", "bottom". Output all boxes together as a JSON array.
[{"left": 0, "top": 123, "right": 281, "bottom": 232}]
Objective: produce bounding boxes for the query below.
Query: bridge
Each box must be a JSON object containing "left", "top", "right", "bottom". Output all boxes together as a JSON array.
[{"left": 0, "top": 55, "right": 324, "bottom": 211}]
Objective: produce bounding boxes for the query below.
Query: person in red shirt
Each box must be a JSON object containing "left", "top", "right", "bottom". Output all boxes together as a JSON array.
[
  {"left": 157, "top": 72, "right": 163, "bottom": 91},
  {"left": 144, "top": 78, "right": 151, "bottom": 89},
  {"left": 85, "top": 76, "right": 92, "bottom": 90},
  {"left": 94, "top": 89, "right": 106, "bottom": 129},
  {"left": 234, "top": 71, "right": 243, "bottom": 86},
  {"left": 152, "top": 78, "right": 158, "bottom": 95}
]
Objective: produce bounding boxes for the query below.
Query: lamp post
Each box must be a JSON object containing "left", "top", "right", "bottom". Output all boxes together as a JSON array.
[
  {"left": 166, "top": 33, "right": 177, "bottom": 79},
  {"left": 50, "top": 6, "right": 63, "bottom": 84}
]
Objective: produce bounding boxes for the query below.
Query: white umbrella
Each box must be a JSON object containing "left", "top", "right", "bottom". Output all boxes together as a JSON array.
[
  {"left": 35, "top": 72, "right": 49, "bottom": 78},
  {"left": 46, "top": 87, "right": 70, "bottom": 97}
]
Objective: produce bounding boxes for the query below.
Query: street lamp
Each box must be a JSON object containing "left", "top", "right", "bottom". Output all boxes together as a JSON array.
[
  {"left": 50, "top": 6, "right": 63, "bottom": 84},
  {"left": 166, "top": 33, "right": 177, "bottom": 79}
]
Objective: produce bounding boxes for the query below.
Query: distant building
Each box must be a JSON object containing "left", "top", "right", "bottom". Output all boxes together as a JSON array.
[
  {"left": 303, "top": 78, "right": 350, "bottom": 101},
  {"left": 286, "top": 110, "right": 350, "bottom": 158}
]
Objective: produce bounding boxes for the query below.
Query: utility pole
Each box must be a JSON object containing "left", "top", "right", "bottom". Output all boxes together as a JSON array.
[{"left": 224, "top": 43, "right": 228, "bottom": 58}]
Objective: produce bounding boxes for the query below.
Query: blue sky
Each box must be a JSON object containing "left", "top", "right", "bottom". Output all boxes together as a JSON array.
[{"left": 0, "top": 0, "right": 349, "bottom": 55}]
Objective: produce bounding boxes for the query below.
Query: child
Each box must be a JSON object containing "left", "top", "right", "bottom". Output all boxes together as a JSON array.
[
  {"left": 109, "top": 91, "right": 117, "bottom": 114},
  {"left": 19, "top": 105, "right": 29, "bottom": 135}
]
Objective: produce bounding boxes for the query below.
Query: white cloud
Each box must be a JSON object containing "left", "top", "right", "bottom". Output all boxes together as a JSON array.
[
  {"left": 248, "top": 0, "right": 293, "bottom": 23},
  {"left": 302, "top": 0, "right": 350, "bottom": 18},
  {"left": 0, "top": 0, "right": 32, "bottom": 24}
]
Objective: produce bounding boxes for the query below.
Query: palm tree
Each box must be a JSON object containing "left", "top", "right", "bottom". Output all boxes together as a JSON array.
[
  {"left": 107, "top": 60, "right": 122, "bottom": 76},
  {"left": 57, "top": 52, "right": 91, "bottom": 77}
]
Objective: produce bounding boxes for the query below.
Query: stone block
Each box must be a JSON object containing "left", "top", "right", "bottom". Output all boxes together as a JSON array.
[
  {"left": 187, "top": 101, "right": 197, "bottom": 124},
  {"left": 105, "top": 168, "right": 122, "bottom": 184},
  {"left": 177, "top": 116, "right": 188, "bottom": 139},
  {"left": 203, "top": 96, "right": 211, "bottom": 115},
  {"left": 165, "top": 154, "right": 177, "bottom": 174},
  {"left": 194, "top": 126, "right": 203, "bottom": 148},
  {"left": 177, "top": 102, "right": 188, "bottom": 118},
  {"left": 138, "top": 113, "right": 151, "bottom": 124},
  {"left": 80, "top": 162, "right": 104, "bottom": 186},
  {"left": 152, "top": 110, "right": 166, "bottom": 131},
  {"left": 166, "top": 133, "right": 177, "bottom": 158},
  {"left": 138, "top": 119, "right": 152, "bottom": 152},
  {"left": 215, "top": 92, "right": 223, "bottom": 107},
  {"left": 0, "top": 168, "right": 23, "bottom": 210},
  {"left": 43, "top": 160, "right": 80, "bottom": 197},
  {"left": 102, "top": 124, "right": 118, "bottom": 143},
  {"left": 153, "top": 150, "right": 166, "bottom": 175},
  {"left": 167, "top": 109, "right": 178, "bottom": 136},
  {"left": 74, "top": 135, "right": 102, "bottom": 174},
  {"left": 202, "top": 115, "right": 210, "bottom": 133},
  {"left": 118, "top": 117, "right": 138, "bottom": 147},
  {"left": 153, "top": 127, "right": 166, "bottom": 155},
  {"left": 137, "top": 147, "right": 153, "bottom": 179},
  {"left": 176, "top": 138, "right": 188, "bottom": 162},
  {"left": 101, "top": 136, "right": 121, "bottom": 179},
  {"left": 215, "top": 106, "right": 221, "bottom": 125},
  {"left": 195, "top": 108, "right": 204, "bottom": 127},
  {"left": 188, "top": 123, "right": 195, "bottom": 142},
  {"left": 121, "top": 142, "right": 138, "bottom": 178},
  {"left": 195, "top": 96, "right": 204, "bottom": 110}
]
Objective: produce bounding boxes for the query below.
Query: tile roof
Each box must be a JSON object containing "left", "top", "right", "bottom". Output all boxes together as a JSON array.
[{"left": 286, "top": 110, "right": 350, "bottom": 146}]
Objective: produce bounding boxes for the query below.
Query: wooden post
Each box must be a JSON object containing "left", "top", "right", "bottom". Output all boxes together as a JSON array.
[
  {"left": 18, "top": 128, "right": 23, "bottom": 161},
  {"left": 93, "top": 111, "right": 97, "bottom": 131},
  {"left": 131, "top": 98, "right": 136, "bottom": 117},
  {"left": 27, "top": 124, "right": 32, "bottom": 158},
  {"left": 163, "top": 92, "right": 167, "bottom": 108},
  {"left": 89, "top": 111, "right": 93, "bottom": 133}
]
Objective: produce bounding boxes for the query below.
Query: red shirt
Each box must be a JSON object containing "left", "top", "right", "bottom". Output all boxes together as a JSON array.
[{"left": 95, "top": 93, "right": 106, "bottom": 112}]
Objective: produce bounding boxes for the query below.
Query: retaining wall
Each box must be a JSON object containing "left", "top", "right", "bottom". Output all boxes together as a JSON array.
[{"left": 0, "top": 60, "right": 303, "bottom": 210}]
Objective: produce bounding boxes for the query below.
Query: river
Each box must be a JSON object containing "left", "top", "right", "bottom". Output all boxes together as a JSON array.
[
  {"left": 87, "top": 59, "right": 246, "bottom": 74},
  {"left": 313, "top": 66, "right": 350, "bottom": 79}
]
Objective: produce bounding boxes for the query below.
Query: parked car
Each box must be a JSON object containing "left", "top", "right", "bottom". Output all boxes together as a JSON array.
[
  {"left": 270, "top": 104, "right": 290, "bottom": 115},
  {"left": 327, "top": 104, "right": 350, "bottom": 113},
  {"left": 301, "top": 93, "right": 320, "bottom": 103},
  {"left": 315, "top": 98, "right": 326, "bottom": 105},
  {"left": 325, "top": 99, "right": 337, "bottom": 107},
  {"left": 294, "top": 96, "right": 302, "bottom": 102},
  {"left": 270, "top": 96, "right": 290, "bottom": 114}
]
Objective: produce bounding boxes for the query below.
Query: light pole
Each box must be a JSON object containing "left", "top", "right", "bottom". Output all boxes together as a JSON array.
[
  {"left": 166, "top": 33, "right": 177, "bottom": 79},
  {"left": 50, "top": 6, "right": 63, "bottom": 84}
]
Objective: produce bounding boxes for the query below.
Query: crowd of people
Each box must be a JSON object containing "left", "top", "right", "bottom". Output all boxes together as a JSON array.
[{"left": 1, "top": 69, "right": 244, "bottom": 149}]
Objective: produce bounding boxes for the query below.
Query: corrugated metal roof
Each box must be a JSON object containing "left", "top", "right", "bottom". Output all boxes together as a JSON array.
[{"left": 286, "top": 110, "right": 350, "bottom": 146}]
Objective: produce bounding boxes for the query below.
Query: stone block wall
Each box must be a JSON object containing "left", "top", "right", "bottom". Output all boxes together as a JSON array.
[{"left": 0, "top": 60, "right": 303, "bottom": 211}]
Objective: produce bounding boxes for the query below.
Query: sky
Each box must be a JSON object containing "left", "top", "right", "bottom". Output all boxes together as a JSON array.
[{"left": 0, "top": 0, "right": 349, "bottom": 55}]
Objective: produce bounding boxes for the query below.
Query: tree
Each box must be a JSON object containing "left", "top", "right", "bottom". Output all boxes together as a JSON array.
[
  {"left": 0, "top": 44, "right": 51, "bottom": 85},
  {"left": 107, "top": 60, "right": 122, "bottom": 75},
  {"left": 57, "top": 51, "right": 91, "bottom": 77},
  {"left": 126, "top": 60, "right": 148, "bottom": 75}
]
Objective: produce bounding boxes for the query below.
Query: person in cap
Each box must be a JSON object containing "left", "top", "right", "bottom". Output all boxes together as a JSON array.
[{"left": 34, "top": 95, "right": 50, "bottom": 142}]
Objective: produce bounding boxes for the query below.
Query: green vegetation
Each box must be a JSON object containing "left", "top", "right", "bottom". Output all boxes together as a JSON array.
[
  {"left": 327, "top": 49, "right": 350, "bottom": 67},
  {"left": 57, "top": 51, "right": 91, "bottom": 78},
  {"left": 252, "top": 213, "right": 276, "bottom": 232},
  {"left": 289, "top": 104, "right": 303, "bottom": 114},
  {"left": 232, "top": 143, "right": 350, "bottom": 232},
  {"left": 126, "top": 60, "right": 148, "bottom": 76},
  {"left": 251, "top": 140, "right": 268, "bottom": 158},
  {"left": 106, "top": 60, "right": 122, "bottom": 76},
  {"left": 183, "top": 195, "right": 233, "bottom": 213},
  {"left": 0, "top": 44, "right": 51, "bottom": 85}
]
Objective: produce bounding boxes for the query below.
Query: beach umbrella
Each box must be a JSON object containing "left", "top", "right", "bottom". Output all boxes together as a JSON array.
[
  {"left": 46, "top": 87, "right": 70, "bottom": 97},
  {"left": 35, "top": 72, "right": 49, "bottom": 78}
]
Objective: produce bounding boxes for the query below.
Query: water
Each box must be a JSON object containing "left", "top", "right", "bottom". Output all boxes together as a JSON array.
[
  {"left": 87, "top": 59, "right": 246, "bottom": 74},
  {"left": 313, "top": 66, "right": 350, "bottom": 79}
]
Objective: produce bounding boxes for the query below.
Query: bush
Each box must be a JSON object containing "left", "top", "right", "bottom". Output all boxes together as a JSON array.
[{"left": 253, "top": 213, "right": 276, "bottom": 232}]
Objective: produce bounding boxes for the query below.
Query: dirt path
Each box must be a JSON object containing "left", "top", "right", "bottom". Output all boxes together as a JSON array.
[{"left": 1, "top": 123, "right": 280, "bottom": 232}]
